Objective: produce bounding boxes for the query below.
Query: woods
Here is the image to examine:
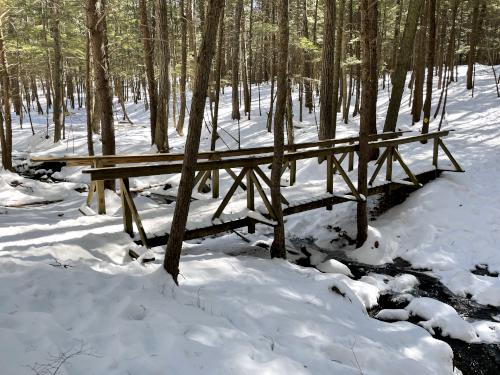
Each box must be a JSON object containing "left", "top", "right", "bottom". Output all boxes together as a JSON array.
[{"left": 0, "top": 0, "right": 500, "bottom": 283}]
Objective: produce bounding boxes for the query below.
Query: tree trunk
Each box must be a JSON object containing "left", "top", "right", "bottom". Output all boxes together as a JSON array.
[
  {"left": 51, "top": 0, "right": 63, "bottom": 143},
  {"left": 383, "top": 0, "right": 424, "bottom": 133},
  {"left": 270, "top": 0, "right": 289, "bottom": 259},
  {"left": 86, "top": 0, "right": 116, "bottom": 189},
  {"left": 154, "top": 0, "right": 171, "bottom": 152},
  {"left": 357, "top": 0, "right": 378, "bottom": 246},
  {"left": 466, "top": 0, "right": 481, "bottom": 90},
  {"left": 164, "top": 0, "right": 224, "bottom": 283},
  {"left": 231, "top": 0, "right": 243, "bottom": 120},
  {"left": 422, "top": 0, "right": 436, "bottom": 139},
  {"left": 139, "top": 0, "right": 158, "bottom": 143},
  {"left": 319, "top": 0, "right": 335, "bottom": 140},
  {"left": 177, "top": 0, "right": 188, "bottom": 135},
  {"left": 211, "top": 4, "right": 225, "bottom": 151},
  {"left": 0, "top": 19, "right": 13, "bottom": 171},
  {"left": 85, "top": 30, "right": 94, "bottom": 156},
  {"left": 411, "top": 1, "right": 427, "bottom": 124},
  {"left": 332, "top": 0, "right": 345, "bottom": 127}
]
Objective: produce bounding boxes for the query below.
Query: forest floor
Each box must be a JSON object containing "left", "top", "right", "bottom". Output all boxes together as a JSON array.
[{"left": 1, "top": 65, "right": 499, "bottom": 374}]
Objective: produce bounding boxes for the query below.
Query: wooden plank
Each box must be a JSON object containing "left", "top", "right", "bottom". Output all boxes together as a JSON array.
[
  {"left": 438, "top": 139, "right": 464, "bottom": 172},
  {"left": 393, "top": 148, "right": 422, "bottom": 187},
  {"left": 212, "top": 167, "right": 248, "bottom": 220},
  {"left": 246, "top": 170, "right": 255, "bottom": 233},
  {"left": 332, "top": 152, "right": 348, "bottom": 174},
  {"left": 249, "top": 170, "right": 278, "bottom": 220},
  {"left": 94, "top": 160, "right": 106, "bottom": 215},
  {"left": 197, "top": 170, "right": 211, "bottom": 193},
  {"left": 326, "top": 155, "right": 333, "bottom": 210},
  {"left": 368, "top": 130, "right": 450, "bottom": 149},
  {"left": 121, "top": 180, "right": 149, "bottom": 248},
  {"left": 86, "top": 181, "right": 96, "bottom": 207},
  {"left": 225, "top": 168, "right": 247, "bottom": 191},
  {"left": 348, "top": 141, "right": 355, "bottom": 171},
  {"left": 433, "top": 137, "right": 439, "bottom": 168},
  {"left": 120, "top": 178, "right": 133, "bottom": 237},
  {"left": 331, "top": 155, "right": 364, "bottom": 201},
  {"left": 32, "top": 131, "right": 408, "bottom": 166},
  {"left": 253, "top": 165, "right": 289, "bottom": 205},
  {"left": 83, "top": 144, "right": 359, "bottom": 181},
  {"left": 368, "top": 147, "right": 389, "bottom": 186},
  {"left": 212, "top": 169, "right": 219, "bottom": 198},
  {"left": 386, "top": 146, "right": 393, "bottom": 181}
]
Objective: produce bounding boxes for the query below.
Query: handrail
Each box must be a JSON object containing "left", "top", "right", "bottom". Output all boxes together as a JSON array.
[
  {"left": 82, "top": 130, "right": 450, "bottom": 181},
  {"left": 32, "top": 131, "right": 408, "bottom": 166}
]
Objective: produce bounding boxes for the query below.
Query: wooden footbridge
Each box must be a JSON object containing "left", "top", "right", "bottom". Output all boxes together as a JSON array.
[{"left": 31, "top": 130, "right": 463, "bottom": 251}]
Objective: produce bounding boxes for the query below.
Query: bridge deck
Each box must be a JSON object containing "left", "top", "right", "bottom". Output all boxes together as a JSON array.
[{"left": 136, "top": 168, "right": 446, "bottom": 248}]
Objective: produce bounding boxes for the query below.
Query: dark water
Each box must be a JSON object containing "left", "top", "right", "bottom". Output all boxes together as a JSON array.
[{"left": 292, "top": 238, "right": 500, "bottom": 375}]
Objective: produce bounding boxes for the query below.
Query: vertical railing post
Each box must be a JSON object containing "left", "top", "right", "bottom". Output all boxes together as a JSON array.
[
  {"left": 326, "top": 154, "right": 333, "bottom": 210},
  {"left": 246, "top": 169, "right": 255, "bottom": 233},
  {"left": 95, "top": 158, "right": 106, "bottom": 214},
  {"left": 212, "top": 168, "right": 219, "bottom": 198},
  {"left": 386, "top": 146, "right": 393, "bottom": 181},
  {"left": 120, "top": 178, "right": 133, "bottom": 236},
  {"left": 348, "top": 141, "right": 354, "bottom": 171},
  {"left": 433, "top": 137, "right": 439, "bottom": 169}
]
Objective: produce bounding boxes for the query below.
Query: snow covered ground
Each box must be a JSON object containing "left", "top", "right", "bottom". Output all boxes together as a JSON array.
[{"left": 1, "top": 66, "right": 499, "bottom": 373}]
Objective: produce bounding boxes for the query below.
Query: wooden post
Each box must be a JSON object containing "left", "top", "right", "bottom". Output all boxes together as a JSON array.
[
  {"left": 348, "top": 141, "right": 354, "bottom": 171},
  {"left": 386, "top": 146, "right": 393, "bottom": 181},
  {"left": 246, "top": 169, "right": 255, "bottom": 233},
  {"left": 439, "top": 138, "right": 464, "bottom": 172},
  {"left": 120, "top": 178, "right": 133, "bottom": 236},
  {"left": 95, "top": 159, "right": 106, "bottom": 214},
  {"left": 433, "top": 137, "right": 439, "bottom": 168},
  {"left": 326, "top": 154, "right": 333, "bottom": 210},
  {"left": 212, "top": 168, "right": 219, "bottom": 198},
  {"left": 86, "top": 181, "right": 96, "bottom": 207}
]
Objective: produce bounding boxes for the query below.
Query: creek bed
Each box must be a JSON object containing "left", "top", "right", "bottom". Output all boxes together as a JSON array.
[{"left": 292, "top": 238, "right": 500, "bottom": 375}]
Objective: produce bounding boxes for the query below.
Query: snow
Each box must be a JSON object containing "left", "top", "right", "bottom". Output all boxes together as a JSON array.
[
  {"left": 316, "top": 258, "right": 353, "bottom": 276},
  {"left": 405, "top": 297, "right": 479, "bottom": 343},
  {"left": 376, "top": 309, "right": 410, "bottom": 322},
  {"left": 1, "top": 65, "right": 500, "bottom": 372}
]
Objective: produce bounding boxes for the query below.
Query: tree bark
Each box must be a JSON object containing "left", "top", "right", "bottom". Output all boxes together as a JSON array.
[
  {"left": 357, "top": 0, "right": 378, "bottom": 246},
  {"left": 51, "top": 0, "right": 63, "bottom": 143},
  {"left": 86, "top": 0, "right": 116, "bottom": 189},
  {"left": 466, "top": 0, "right": 481, "bottom": 90},
  {"left": 176, "top": 0, "right": 188, "bottom": 135},
  {"left": 211, "top": 4, "right": 225, "bottom": 151},
  {"left": 383, "top": 0, "right": 424, "bottom": 133},
  {"left": 0, "top": 18, "right": 13, "bottom": 171},
  {"left": 422, "top": 0, "right": 436, "bottom": 139},
  {"left": 231, "top": 0, "right": 243, "bottom": 120},
  {"left": 139, "top": 0, "right": 158, "bottom": 143},
  {"left": 164, "top": 0, "right": 224, "bottom": 283},
  {"left": 270, "top": 0, "right": 289, "bottom": 259},
  {"left": 319, "top": 0, "right": 335, "bottom": 140},
  {"left": 154, "top": 0, "right": 171, "bottom": 152}
]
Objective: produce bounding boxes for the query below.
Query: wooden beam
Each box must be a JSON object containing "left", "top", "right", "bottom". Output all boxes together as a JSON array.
[
  {"left": 120, "top": 178, "right": 133, "bottom": 237},
  {"left": 246, "top": 170, "right": 255, "bottom": 233},
  {"left": 438, "top": 139, "right": 464, "bottom": 172},
  {"left": 330, "top": 155, "right": 364, "bottom": 201},
  {"left": 212, "top": 167, "right": 248, "bottom": 220},
  {"left": 393, "top": 148, "right": 422, "bottom": 187},
  {"left": 121, "top": 179, "right": 149, "bottom": 248}
]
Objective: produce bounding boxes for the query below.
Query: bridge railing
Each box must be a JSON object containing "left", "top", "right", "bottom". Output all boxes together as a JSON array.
[
  {"left": 79, "top": 130, "right": 462, "bottom": 247},
  {"left": 31, "top": 131, "right": 407, "bottom": 214}
]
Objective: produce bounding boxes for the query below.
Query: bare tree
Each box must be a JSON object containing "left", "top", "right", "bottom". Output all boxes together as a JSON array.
[
  {"left": 270, "top": 0, "right": 289, "bottom": 259},
  {"left": 164, "top": 0, "right": 225, "bottom": 283}
]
